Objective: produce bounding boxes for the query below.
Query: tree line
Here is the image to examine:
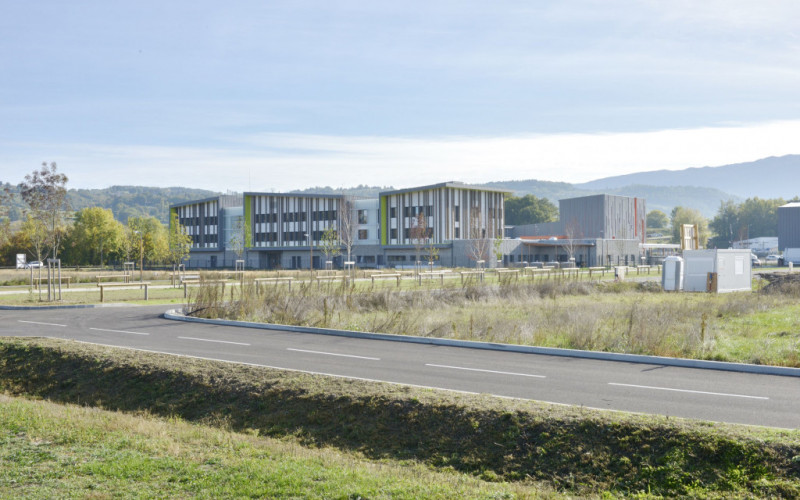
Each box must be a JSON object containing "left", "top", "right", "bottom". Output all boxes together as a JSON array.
[
  {"left": 647, "top": 196, "right": 799, "bottom": 249},
  {"left": 0, "top": 163, "right": 192, "bottom": 268}
]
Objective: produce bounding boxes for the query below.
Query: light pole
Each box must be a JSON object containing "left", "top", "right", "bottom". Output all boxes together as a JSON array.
[
  {"left": 305, "top": 232, "right": 313, "bottom": 278},
  {"left": 134, "top": 230, "right": 144, "bottom": 283}
]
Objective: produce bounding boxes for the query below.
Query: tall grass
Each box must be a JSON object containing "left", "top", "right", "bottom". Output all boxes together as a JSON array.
[{"left": 187, "top": 279, "right": 800, "bottom": 365}]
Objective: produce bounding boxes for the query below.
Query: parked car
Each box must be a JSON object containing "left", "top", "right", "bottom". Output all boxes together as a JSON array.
[
  {"left": 25, "top": 261, "right": 43, "bottom": 269},
  {"left": 766, "top": 254, "right": 781, "bottom": 263},
  {"left": 750, "top": 254, "right": 761, "bottom": 267}
]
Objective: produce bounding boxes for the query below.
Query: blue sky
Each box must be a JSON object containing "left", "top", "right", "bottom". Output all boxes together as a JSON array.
[{"left": 2, "top": 1, "right": 799, "bottom": 191}]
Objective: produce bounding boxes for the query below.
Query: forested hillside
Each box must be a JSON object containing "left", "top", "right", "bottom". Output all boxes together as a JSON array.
[{"left": 1, "top": 184, "right": 219, "bottom": 224}]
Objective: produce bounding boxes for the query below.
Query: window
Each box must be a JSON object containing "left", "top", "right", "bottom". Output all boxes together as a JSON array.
[
  {"left": 390, "top": 228, "right": 397, "bottom": 239},
  {"left": 358, "top": 210, "right": 367, "bottom": 224},
  {"left": 454, "top": 207, "right": 460, "bottom": 222},
  {"left": 454, "top": 228, "right": 460, "bottom": 238},
  {"left": 358, "top": 229, "right": 368, "bottom": 240},
  {"left": 390, "top": 207, "right": 396, "bottom": 218}
]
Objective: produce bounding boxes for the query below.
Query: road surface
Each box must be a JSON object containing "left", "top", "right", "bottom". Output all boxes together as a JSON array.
[{"left": 1, "top": 305, "right": 797, "bottom": 429}]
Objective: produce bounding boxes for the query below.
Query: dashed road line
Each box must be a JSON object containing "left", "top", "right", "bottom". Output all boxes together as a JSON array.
[
  {"left": 178, "top": 336, "right": 251, "bottom": 346},
  {"left": 609, "top": 382, "right": 768, "bottom": 400},
  {"left": 287, "top": 348, "right": 380, "bottom": 361},
  {"left": 89, "top": 327, "right": 150, "bottom": 336},
  {"left": 426, "top": 363, "right": 546, "bottom": 378},
  {"left": 18, "top": 320, "right": 67, "bottom": 327}
]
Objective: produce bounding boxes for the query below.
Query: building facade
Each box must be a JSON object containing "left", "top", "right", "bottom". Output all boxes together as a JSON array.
[
  {"left": 170, "top": 194, "right": 241, "bottom": 268},
  {"left": 508, "top": 194, "right": 647, "bottom": 267},
  {"left": 173, "top": 186, "right": 647, "bottom": 269},
  {"left": 778, "top": 202, "right": 800, "bottom": 251}
]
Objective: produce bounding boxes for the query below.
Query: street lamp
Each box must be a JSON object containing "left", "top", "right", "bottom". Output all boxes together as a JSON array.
[
  {"left": 304, "top": 232, "right": 314, "bottom": 278},
  {"left": 134, "top": 230, "right": 143, "bottom": 283}
]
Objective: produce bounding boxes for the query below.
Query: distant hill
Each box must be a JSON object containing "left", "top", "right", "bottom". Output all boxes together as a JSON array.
[
  {"left": 2, "top": 185, "right": 219, "bottom": 224},
  {"left": 576, "top": 155, "right": 800, "bottom": 199},
  {"left": 484, "top": 180, "right": 735, "bottom": 217}
]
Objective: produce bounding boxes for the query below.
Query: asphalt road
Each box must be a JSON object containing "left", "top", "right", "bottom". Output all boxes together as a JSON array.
[{"left": 1, "top": 304, "right": 798, "bottom": 429}]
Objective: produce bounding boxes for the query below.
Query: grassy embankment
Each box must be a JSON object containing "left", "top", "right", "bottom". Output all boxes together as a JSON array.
[
  {"left": 0, "top": 395, "right": 536, "bottom": 499},
  {"left": 1, "top": 338, "right": 798, "bottom": 498},
  {"left": 189, "top": 278, "right": 800, "bottom": 367}
]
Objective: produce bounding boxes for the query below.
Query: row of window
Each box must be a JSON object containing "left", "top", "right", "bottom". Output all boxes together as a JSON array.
[
  {"left": 388, "top": 206, "right": 435, "bottom": 219},
  {"left": 191, "top": 234, "right": 218, "bottom": 245},
  {"left": 252, "top": 229, "right": 371, "bottom": 244},
  {"left": 389, "top": 227, "right": 438, "bottom": 240},
  {"left": 180, "top": 216, "right": 218, "bottom": 227},
  {"left": 386, "top": 254, "right": 440, "bottom": 262}
]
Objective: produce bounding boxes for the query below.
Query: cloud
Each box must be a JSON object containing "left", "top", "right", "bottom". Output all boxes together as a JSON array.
[{"left": 2, "top": 120, "right": 799, "bottom": 192}]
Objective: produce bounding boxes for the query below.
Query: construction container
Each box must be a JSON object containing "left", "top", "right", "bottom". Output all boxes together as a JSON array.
[{"left": 682, "top": 249, "right": 752, "bottom": 293}]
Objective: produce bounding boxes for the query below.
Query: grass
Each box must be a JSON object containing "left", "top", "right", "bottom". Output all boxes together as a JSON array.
[
  {"left": 0, "top": 395, "right": 539, "bottom": 499},
  {"left": 188, "top": 277, "right": 800, "bottom": 367},
  {"left": 1, "top": 337, "right": 799, "bottom": 498}
]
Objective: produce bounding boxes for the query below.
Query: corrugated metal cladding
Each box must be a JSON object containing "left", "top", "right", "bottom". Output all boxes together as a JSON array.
[
  {"left": 778, "top": 204, "right": 800, "bottom": 250},
  {"left": 382, "top": 187, "right": 505, "bottom": 245},
  {"left": 248, "top": 194, "right": 344, "bottom": 248},
  {"left": 559, "top": 194, "right": 645, "bottom": 241},
  {"left": 177, "top": 199, "right": 219, "bottom": 249}
]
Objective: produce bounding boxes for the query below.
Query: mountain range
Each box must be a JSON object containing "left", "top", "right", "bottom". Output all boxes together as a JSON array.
[
  {"left": 3, "top": 155, "right": 797, "bottom": 223},
  {"left": 576, "top": 155, "right": 800, "bottom": 200}
]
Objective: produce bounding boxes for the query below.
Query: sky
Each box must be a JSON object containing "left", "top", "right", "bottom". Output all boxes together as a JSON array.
[{"left": 2, "top": 1, "right": 800, "bottom": 192}]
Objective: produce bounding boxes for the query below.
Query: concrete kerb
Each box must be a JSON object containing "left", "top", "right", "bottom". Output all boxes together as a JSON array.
[
  {"left": 0, "top": 303, "right": 139, "bottom": 310},
  {"left": 164, "top": 309, "right": 800, "bottom": 378}
]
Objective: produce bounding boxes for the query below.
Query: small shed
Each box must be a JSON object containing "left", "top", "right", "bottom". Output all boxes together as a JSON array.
[{"left": 683, "top": 249, "right": 752, "bottom": 293}]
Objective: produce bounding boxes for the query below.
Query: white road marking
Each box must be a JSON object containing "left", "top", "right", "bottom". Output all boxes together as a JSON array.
[
  {"left": 426, "top": 363, "right": 546, "bottom": 378},
  {"left": 178, "top": 336, "right": 251, "bottom": 346},
  {"left": 89, "top": 327, "right": 150, "bottom": 336},
  {"left": 18, "top": 320, "right": 67, "bottom": 327},
  {"left": 69, "top": 341, "right": 471, "bottom": 394},
  {"left": 287, "top": 348, "right": 380, "bottom": 361},
  {"left": 62, "top": 340, "right": 796, "bottom": 431},
  {"left": 609, "top": 383, "right": 769, "bottom": 400}
]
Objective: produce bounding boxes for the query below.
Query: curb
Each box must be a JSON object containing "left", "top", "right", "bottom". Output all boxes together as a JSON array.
[
  {"left": 164, "top": 309, "right": 800, "bottom": 378},
  {"left": 0, "top": 303, "right": 139, "bottom": 311},
  {"left": 0, "top": 304, "right": 98, "bottom": 311}
]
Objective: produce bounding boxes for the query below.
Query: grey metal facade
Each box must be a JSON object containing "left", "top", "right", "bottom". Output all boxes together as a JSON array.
[{"left": 778, "top": 203, "right": 800, "bottom": 250}]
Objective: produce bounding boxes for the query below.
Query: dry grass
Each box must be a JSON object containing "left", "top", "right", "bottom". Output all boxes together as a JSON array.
[{"left": 188, "top": 278, "right": 800, "bottom": 366}]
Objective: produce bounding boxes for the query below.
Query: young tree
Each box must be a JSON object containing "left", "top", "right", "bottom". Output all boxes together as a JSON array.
[
  {"left": 466, "top": 207, "right": 491, "bottom": 266},
  {"left": 337, "top": 197, "right": 356, "bottom": 265},
  {"left": 20, "top": 214, "right": 48, "bottom": 265},
  {"left": 492, "top": 236, "right": 504, "bottom": 266},
  {"left": 426, "top": 239, "right": 439, "bottom": 271},
  {"left": 320, "top": 225, "right": 341, "bottom": 270},
  {"left": 228, "top": 215, "right": 251, "bottom": 266},
  {"left": 19, "top": 162, "right": 70, "bottom": 260},
  {"left": 119, "top": 225, "right": 139, "bottom": 263},
  {"left": 562, "top": 217, "right": 583, "bottom": 266},
  {"left": 410, "top": 212, "right": 427, "bottom": 270},
  {"left": 167, "top": 211, "right": 192, "bottom": 273}
]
